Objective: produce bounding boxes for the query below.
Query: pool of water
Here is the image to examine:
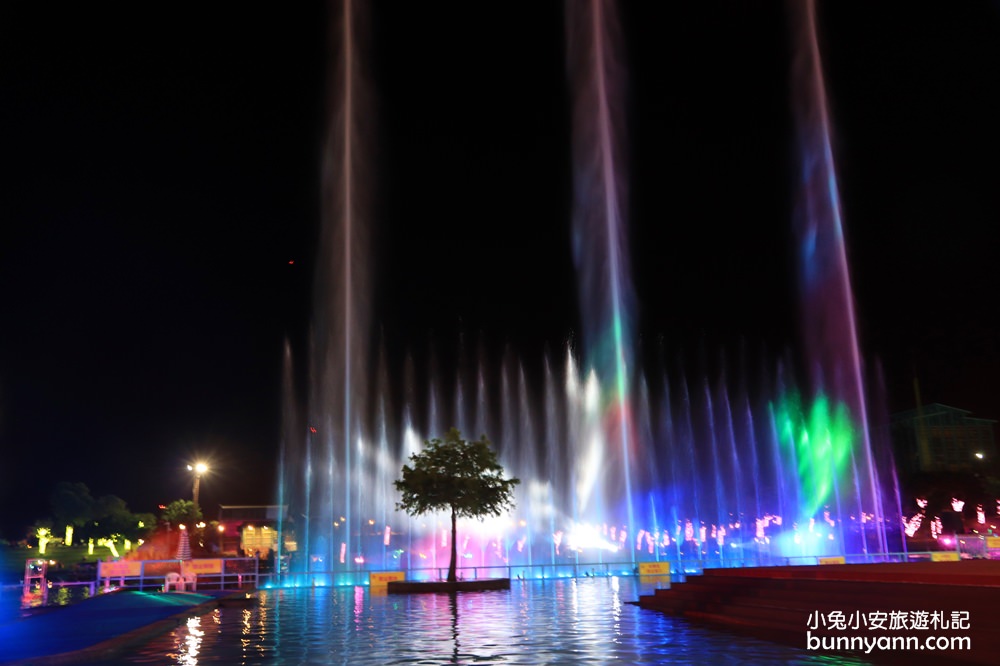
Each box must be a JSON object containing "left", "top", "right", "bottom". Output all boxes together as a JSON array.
[
  {"left": 95, "top": 577, "right": 870, "bottom": 665},
  {"left": 0, "top": 585, "right": 22, "bottom": 625},
  {"left": 0, "top": 581, "right": 96, "bottom": 623}
]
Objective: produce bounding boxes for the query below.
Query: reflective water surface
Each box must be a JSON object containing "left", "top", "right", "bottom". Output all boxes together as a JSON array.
[
  {"left": 104, "top": 578, "right": 869, "bottom": 665},
  {"left": 0, "top": 581, "right": 92, "bottom": 621}
]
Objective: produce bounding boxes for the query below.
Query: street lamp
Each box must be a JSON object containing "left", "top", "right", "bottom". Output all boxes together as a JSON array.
[{"left": 187, "top": 462, "right": 209, "bottom": 508}]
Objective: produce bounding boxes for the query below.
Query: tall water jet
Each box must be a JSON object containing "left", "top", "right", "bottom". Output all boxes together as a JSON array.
[
  {"left": 270, "top": 2, "right": 902, "bottom": 585},
  {"left": 275, "top": 339, "right": 298, "bottom": 571},
  {"left": 282, "top": 0, "right": 372, "bottom": 577},
  {"left": 566, "top": 0, "right": 637, "bottom": 558},
  {"left": 787, "top": 0, "right": 894, "bottom": 554}
]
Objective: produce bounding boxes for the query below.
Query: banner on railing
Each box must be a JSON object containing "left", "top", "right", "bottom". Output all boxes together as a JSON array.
[
  {"left": 99, "top": 560, "right": 142, "bottom": 578},
  {"left": 369, "top": 571, "right": 405, "bottom": 587},
  {"left": 817, "top": 556, "right": 846, "bottom": 565},
  {"left": 638, "top": 562, "right": 670, "bottom": 576},
  {"left": 182, "top": 559, "right": 223, "bottom": 575},
  {"left": 931, "top": 551, "right": 960, "bottom": 562},
  {"left": 986, "top": 536, "right": 1000, "bottom": 549}
]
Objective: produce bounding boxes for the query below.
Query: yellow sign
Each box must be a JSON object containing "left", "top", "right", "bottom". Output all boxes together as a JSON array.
[
  {"left": 369, "top": 571, "right": 405, "bottom": 586},
  {"left": 638, "top": 561, "right": 670, "bottom": 576},
  {"left": 818, "top": 556, "right": 846, "bottom": 565},
  {"left": 99, "top": 560, "right": 142, "bottom": 578},
  {"left": 986, "top": 536, "right": 1000, "bottom": 549},
  {"left": 931, "top": 551, "right": 960, "bottom": 562},
  {"left": 182, "top": 559, "right": 223, "bottom": 575}
]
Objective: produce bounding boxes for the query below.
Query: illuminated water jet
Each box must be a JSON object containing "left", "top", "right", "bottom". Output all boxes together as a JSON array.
[
  {"left": 566, "top": 0, "right": 638, "bottom": 564},
  {"left": 274, "top": 1, "right": 902, "bottom": 585},
  {"left": 788, "top": 0, "right": 894, "bottom": 554}
]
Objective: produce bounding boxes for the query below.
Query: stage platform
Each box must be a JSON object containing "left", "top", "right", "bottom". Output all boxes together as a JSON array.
[{"left": 635, "top": 561, "right": 1000, "bottom": 665}]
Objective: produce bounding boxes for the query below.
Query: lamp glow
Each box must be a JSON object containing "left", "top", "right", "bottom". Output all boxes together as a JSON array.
[{"left": 187, "top": 462, "right": 209, "bottom": 507}]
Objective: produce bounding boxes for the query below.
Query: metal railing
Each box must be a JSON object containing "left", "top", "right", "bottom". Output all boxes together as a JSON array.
[
  {"left": 94, "top": 557, "right": 266, "bottom": 592},
  {"left": 19, "top": 541, "right": 1000, "bottom": 599},
  {"left": 256, "top": 551, "right": 950, "bottom": 588}
]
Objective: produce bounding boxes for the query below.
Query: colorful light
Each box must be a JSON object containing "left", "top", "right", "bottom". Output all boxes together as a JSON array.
[
  {"left": 774, "top": 392, "right": 854, "bottom": 520},
  {"left": 36, "top": 528, "right": 51, "bottom": 555},
  {"left": 98, "top": 537, "right": 120, "bottom": 559},
  {"left": 904, "top": 513, "right": 923, "bottom": 537}
]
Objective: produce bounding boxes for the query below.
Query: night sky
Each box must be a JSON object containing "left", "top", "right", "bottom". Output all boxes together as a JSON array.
[{"left": 1, "top": 2, "right": 998, "bottom": 539}]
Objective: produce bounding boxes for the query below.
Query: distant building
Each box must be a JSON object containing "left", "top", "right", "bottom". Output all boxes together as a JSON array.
[
  {"left": 217, "top": 505, "right": 290, "bottom": 556},
  {"left": 891, "top": 404, "right": 997, "bottom": 474}
]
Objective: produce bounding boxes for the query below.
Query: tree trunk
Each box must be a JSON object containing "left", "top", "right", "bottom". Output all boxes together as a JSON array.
[{"left": 448, "top": 507, "right": 458, "bottom": 583}]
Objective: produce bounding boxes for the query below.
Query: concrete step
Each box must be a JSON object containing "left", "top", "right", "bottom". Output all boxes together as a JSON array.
[{"left": 636, "top": 564, "right": 1000, "bottom": 665}]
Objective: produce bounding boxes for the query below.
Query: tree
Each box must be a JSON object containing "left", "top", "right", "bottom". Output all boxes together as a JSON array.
[
  {"left": 160, "top": 499, "right": 202, "bottom": 529},
  {"left": 50, "top": 481, "right": 96, "bottom": 537},
  {"left": 63, "top": 494, "right": 152, "bottom": 553},
  {"left": 48, "top": 483, "right": 152, "bottom": 547},
  {"left": 395, "top": 428, "right": 520, "bottom": 583},
  {"left": 92, "top": 496, "right": 154, "bottom": 543}
]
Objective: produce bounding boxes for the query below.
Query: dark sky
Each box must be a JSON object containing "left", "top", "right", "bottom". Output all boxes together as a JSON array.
[{"left": 1, "top": 2, "right": 998, "bottom": 539}]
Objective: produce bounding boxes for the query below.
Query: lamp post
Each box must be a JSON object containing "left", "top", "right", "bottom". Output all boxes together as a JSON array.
[{"left": 187, "top": 462, "right": 208, "bottom": 508}]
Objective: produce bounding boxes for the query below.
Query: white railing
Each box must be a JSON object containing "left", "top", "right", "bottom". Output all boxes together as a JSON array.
[{"left": 93, "top": 557, "right": 266, "bottom": 592}]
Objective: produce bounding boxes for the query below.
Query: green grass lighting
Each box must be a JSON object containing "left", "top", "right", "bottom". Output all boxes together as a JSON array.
[
  {"left": 36, "top": 527, "right": 52, "bottom": 555},
  {"left": 98, "top": 537, "right": 121, "bottom": 559}
]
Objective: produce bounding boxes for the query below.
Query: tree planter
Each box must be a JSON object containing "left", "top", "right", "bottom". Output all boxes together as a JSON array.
[
  {"left": 394, "top": 430, "right": 520, "bottom": 587},
  {"left": 386, "top": 578, "right": 510, "bottom": 594}
]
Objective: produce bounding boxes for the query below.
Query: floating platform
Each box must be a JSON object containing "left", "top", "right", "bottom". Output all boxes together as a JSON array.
[
  {"left": 635, "top": 561, "right": 1000, "bottom": 665},
  {"left": 387, "top": 578, "right": 511, "bottom": 594}
]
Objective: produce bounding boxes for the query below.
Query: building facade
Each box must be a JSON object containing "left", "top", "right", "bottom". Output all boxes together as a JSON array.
[
  {"left": 891, "top": 404, "right": 996, "bottom": 474},
  {"left": 217, "top": 505, "right": 290, "bottom": 557}
]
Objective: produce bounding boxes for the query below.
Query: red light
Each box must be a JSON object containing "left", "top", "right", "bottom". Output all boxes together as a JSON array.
[
  {"left": 309, "top": 426, "right": 317, "bottom": 433},
  {"left": 288, "top": 260, "right": 295, "bottom": 265},
  {"left": 158, "top": 505, "right": 167, "bottom": 510}
]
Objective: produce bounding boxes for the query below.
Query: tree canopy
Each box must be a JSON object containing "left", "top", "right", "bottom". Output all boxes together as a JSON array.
[
  {"left": 395, "top": 428, "right": 519, "bottom": 582},
  {"left": 45, "top": 481, "right": 154, "bottom": 546},
  {"left": 160, "top": 499, "right": 203, "bottom": 528},
  {"left": 50, "top": 481, "right": 95, "bottom": 528}
]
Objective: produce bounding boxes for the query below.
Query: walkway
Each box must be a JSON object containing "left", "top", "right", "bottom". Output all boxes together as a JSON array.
[{"left": 636, "top": 560, "right": 1000, "bottom": 665}]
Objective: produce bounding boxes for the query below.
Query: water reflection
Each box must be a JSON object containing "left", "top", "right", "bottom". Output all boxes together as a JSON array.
[
  {"left": 448, "top": 592, "right": 459, "bottom": 664},
  {"left": 177, "top": 616, "right": 203, "bottom": 666},
  {"left": 102, "top": 578, "right": 872, "bottom": 665},
  {"left": 1, "top": 582, "right": 92, "bottom": 616}
]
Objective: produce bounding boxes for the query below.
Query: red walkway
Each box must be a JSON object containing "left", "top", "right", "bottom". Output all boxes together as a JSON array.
[{"left": 636, "top": 561, "right": 1000, "bottom": 665}]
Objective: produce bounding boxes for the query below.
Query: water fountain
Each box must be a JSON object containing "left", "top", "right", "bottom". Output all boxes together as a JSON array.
[{"left": 276, "top": 0, "right": 902, "bottom": 586}]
